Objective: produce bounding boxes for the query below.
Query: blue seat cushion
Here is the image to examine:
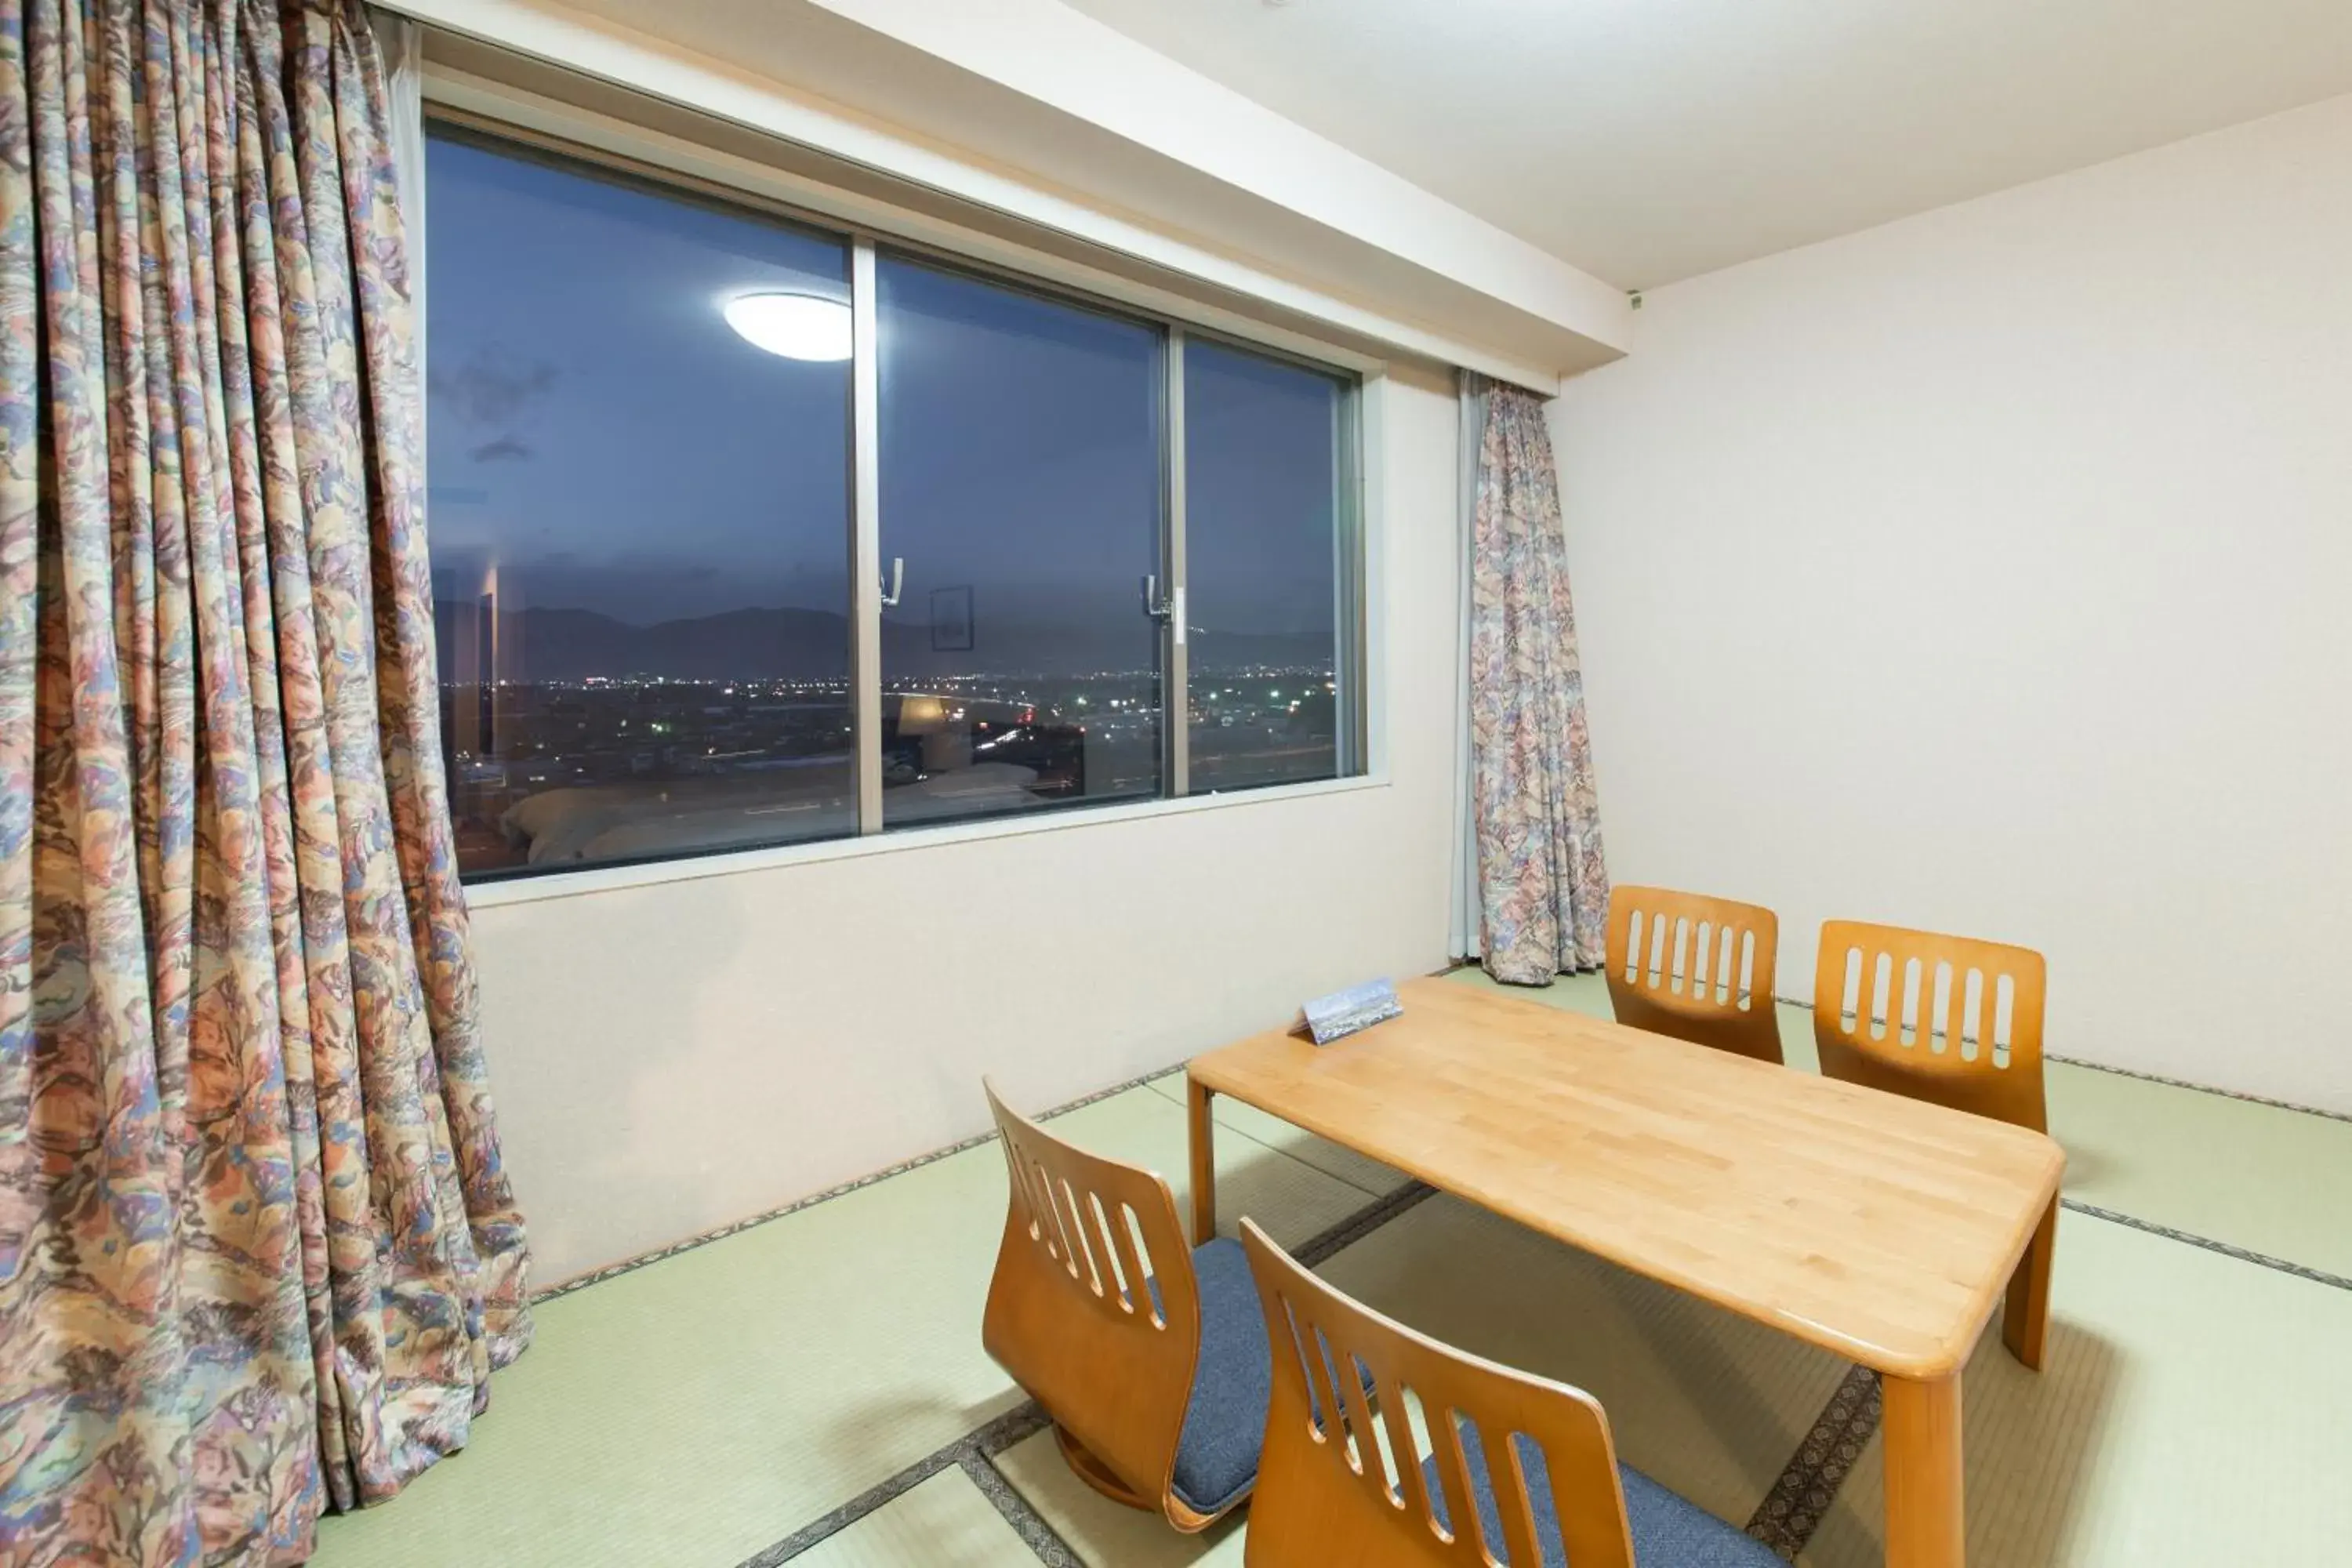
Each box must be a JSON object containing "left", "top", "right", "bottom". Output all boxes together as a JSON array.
[
  {"left": 1422, "top": 1421, "right": 1783, "bottom": 1567},
  {"left": 1149, "top": 1237, "right": 1405, "bottom": 1517},
  {"left": 1166, "top": 1236, "right": 1274, "bottom": 1514}
]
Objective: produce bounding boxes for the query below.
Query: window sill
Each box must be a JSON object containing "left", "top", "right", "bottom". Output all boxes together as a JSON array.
[{"left": 461, "top": 771, "right": 1391, "bottom": 911}]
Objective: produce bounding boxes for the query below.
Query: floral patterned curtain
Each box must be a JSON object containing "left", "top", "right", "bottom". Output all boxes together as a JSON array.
[
  {"left": 0, "top": 2, "right": 531, "bottom": 1562},
  {"left": 1468, "top": 378, "right": 1610, "bottom": 985}
]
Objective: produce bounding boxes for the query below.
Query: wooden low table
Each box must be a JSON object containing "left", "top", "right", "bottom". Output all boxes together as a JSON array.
[{"left": 1187, "top": 977, "right": 2064, "bottom": 1568}]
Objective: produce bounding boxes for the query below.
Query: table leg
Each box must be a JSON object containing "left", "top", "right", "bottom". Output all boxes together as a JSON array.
[
  {"left": 1188, "top": 1076, "right": 1218, "bottom": 1245},
  {"left": 2002, "top": 1196, "right": 2057, "bottom": 1370},
  {"left": 1882, "top": 1370, "right": 1965, "bottom": 1568}
]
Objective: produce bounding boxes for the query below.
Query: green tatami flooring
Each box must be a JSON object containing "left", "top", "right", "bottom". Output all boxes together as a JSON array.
[
  {"left": 312, "top": 971, "right": 2352, "bottom": 1568},
  {"left": 1445, "top": 967, "right": 2352, "bottom": 1284},
  {"left": 313, "top": 1080, "right": 1394, "bottom": 1568},
  {"left": 1802, "top": 1206, "right": 2352, "bottom": 1566},
  {"left": 799, "top": 1472, "right": 1035, "bottom": 1568}
]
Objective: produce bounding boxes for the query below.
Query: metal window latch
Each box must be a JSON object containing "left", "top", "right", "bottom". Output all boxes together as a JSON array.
[
  {"left": 1142, "top": 575, "right": 1185, "bottom": 645},
  {"left": 880, "top": 556, "right": 904, "bottom": 608}
]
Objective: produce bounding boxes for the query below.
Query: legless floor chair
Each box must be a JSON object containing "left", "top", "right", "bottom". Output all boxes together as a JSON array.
[
  {"left": 1813, "top": 920, "right": 2058, "bottom": 1370},
  {"left": 1604, "top": 885, "right": 1785, "bottom": 1065},
  {"left": 979, "top": 1080, "right": 1270, "bottom": 1530},
  {"left": 1238, "top": 1219, "right": 1780, "bottom": 1567}
]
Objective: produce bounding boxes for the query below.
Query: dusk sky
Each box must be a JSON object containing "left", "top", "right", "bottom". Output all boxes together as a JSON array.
[{"left": 426, "top": 128, "right": 1341, "bottom": 671}]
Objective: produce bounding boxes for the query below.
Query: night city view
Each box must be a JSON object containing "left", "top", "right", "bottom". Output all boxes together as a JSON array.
[
  {"left": 429, "top": 129, "right": 1349, "bottom": 880},
  {"left": 430, "top": 655, "right": 1339, "bottom": 877}
]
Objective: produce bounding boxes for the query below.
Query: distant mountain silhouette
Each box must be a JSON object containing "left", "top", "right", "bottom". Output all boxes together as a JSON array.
[
  {"left": 435, "top": 604, "right": 853, "bottom": 681},
  {"left": 434, "top": 601, "right": 1333, "bottom": 683}
]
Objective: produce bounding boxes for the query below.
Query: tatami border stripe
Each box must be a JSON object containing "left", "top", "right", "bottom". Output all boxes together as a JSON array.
[
  {"left": 2062, "top": 1199, "right": 2352, "bottom": 1292},
  {"left": 537, "top": 975, "right": 2352, "bottom": 1562},
  {"left": 1291, "top": 1180, "right": 1437, "bottom": 1266},
  {"left": 1755, "top": 993, "right": 2352, "bottom": 1126},
  {"left": 533, "top": 1063, "right": 1192, "bottom": 1302},
  {"left": 959, "top": 1436, "right": 1079, "bottom": 1567},
  {"left": 1745, "top": 1363, "right": 1882, "bottom": 1561},
  {"left": 1737, "top": 1200, "right": 2352, "bottom": 1566},
  {"left": 2045, "top": 1054, "right": 2352, "bottom": 1125},
  {"left": 557, "top": 1176, "right": 2350, "bottom": 1565},
  {"left": 737, "top": 1179, "right": 1438, "bottom": 1564},
  {"left": 530, "top": 1127, "right": 995, "bottom": 1303},
  {"left": 735, "top": 1403, "right": 1067, "bottom": 1568},
  {"left": 557, "top": 960, "right": 1489, "bottom": 1305}
]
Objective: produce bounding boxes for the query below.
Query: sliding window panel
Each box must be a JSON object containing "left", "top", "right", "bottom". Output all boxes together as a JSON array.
[
  {"left": 1182, "top": 339, "right": 1356, "bottom": 792},
  {"left": 875, "top": 256, "right": 1166, "bottom": 828},
  {"left": 426, "top": 127, "right": 855, "bottom": 879}
]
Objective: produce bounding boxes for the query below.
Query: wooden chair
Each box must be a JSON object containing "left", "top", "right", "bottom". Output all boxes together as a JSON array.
[
  {"left": 1812, "top": 920, "right": 2058, "bottom": 1370},
  {"left": 1237, "top": 1219, "right": 1782, "bottom": 1568},
  {"left": 1604, "top": 885, "right": 1784, "bottom": 1065},
  {"left": 979, "top": 1080, "right": 1270, "bottom": 1532}
]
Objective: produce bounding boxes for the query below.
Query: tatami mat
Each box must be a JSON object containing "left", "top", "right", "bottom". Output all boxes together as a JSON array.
[
  {"left": 313, "top": 985, "right": 2352, "bottom": 1568},
  {"left": 313, "top": 1083, "right": 1370, "bottom": 1568},
  {"left": 1802, "top": 1207, "right": 2352, "bottom": 1566},
  {"left": 2044, "top": 1058, "right": 2352, "bottom": 1279},
  {"left": 1443, "top": 966, "right": 2352, "bottom": 1278},
  {"left": 991, "top": 1191, "right": 1846, "bottom": 1563},
  {"left": 314, "top": 1134, "right": 1024, "bottom": 1568},
  {"left": 794, "top": 1472, "right": 1035, "bottom": 1568},
  {"left": 995, "top": 1428, "right": 1249, "bottom": 1567},
  {"left": 1142, "top": 1069, "right": 1415, "bottom": 1200}
]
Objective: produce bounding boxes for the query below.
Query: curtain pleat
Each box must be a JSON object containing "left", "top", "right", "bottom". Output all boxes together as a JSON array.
[
  {"left": 1468, "top": 382, "right": 1610, "bottom": 985},
  {"left": 1448, "top": 372, "right": 1487, "bottom": 961},
  {"left": 0, "top": 3, "right": 531, "bottom": 1562}
]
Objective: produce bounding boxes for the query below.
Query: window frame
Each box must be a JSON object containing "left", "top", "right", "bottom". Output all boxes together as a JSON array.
[
  {"left": 1174, "top": 323, "right": 1370, "bottom": 790},
  {"left": 862, "top": 241, "right": 1180, "bottom": 826},
  {"left": 421, "top": 95, "right": 1382, "bottom": 902}
]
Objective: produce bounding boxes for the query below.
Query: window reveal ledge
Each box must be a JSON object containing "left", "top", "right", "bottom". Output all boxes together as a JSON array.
[{"left": 462, "top": 771, "right": 1392, "bottom": 911}]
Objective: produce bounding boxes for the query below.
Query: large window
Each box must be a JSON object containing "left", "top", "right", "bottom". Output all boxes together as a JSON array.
[
  {"left": 1183, "top": 339, "right": 1353, "bottom": 792},
  {"left": 427, "top": 123, "right": 1363, "bottom": 884},
  {"left": 427, "top": 127, "right": 855, "bottom": 876},
  {"left": 877, "top": 259, "right": 1166, "bottom": 826}
]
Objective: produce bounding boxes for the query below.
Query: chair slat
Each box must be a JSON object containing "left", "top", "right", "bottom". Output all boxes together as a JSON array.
[
  {"left": 1808, "top": 923, "right": 2058, "bottom": 1373},
  {"left": 1370, "top": 1367, "right": 1417, "bottom": 1509},
  {"left": 980, "top": 1080, "right": 1225, "bottom": 1531},
  {"left": 1240, "top": 1219, "right": 1637, "bottom": 1568},
  {"left": 1811, "top": 920, "right": 2048, "bottom": 1131},
  {"left": 1489, "top": 1421, "right": 1547, "bottom": 1568},
  {"left": 1605, "top": 885, "right": 1784, "bottom": 1064},
  {"left": 1103, "top": 1198, "right": 1155, "bottom": 1320}
]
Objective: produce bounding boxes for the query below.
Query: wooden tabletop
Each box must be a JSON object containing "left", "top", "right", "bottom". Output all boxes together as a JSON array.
[{"left": 1188, "top": 977, "right": 2065, "bottom": 1380}]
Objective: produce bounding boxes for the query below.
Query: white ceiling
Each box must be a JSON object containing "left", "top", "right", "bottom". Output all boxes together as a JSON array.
[
  {"left": 492, "top": 0, "right": 1636, "bottom": 377},
  {"left": 1058, "top": 0, "right": 2352, "bottom": 288}
]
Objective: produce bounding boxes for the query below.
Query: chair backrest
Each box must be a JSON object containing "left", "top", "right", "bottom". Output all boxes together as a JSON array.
[
  {"left": 1238, "top": 1219, "right": 1635, "bottom": 1568},
  {"left": 979, "top": 1080, "right": 1203, "bottom": 1520},
  {"left": 1811, "top": 921, "right": 2048, "bottom": 1132},
  {"left": 1604, "top": 885, "right": 1784, "bottom": 1064}
]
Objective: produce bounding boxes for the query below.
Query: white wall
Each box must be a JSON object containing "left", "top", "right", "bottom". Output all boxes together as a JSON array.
[
  {"left": 393, "top": 0, "right": 1628, "bottom": 383},
  {"left": 476, "top": 364, "right": 1463, "bottom": 1283},
  {"left": 793, "top": 0, "right": 1630, "bottom": 340},
  {"left": 1553, "top": 93, "right": 2352, "bottom": 1114}
]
